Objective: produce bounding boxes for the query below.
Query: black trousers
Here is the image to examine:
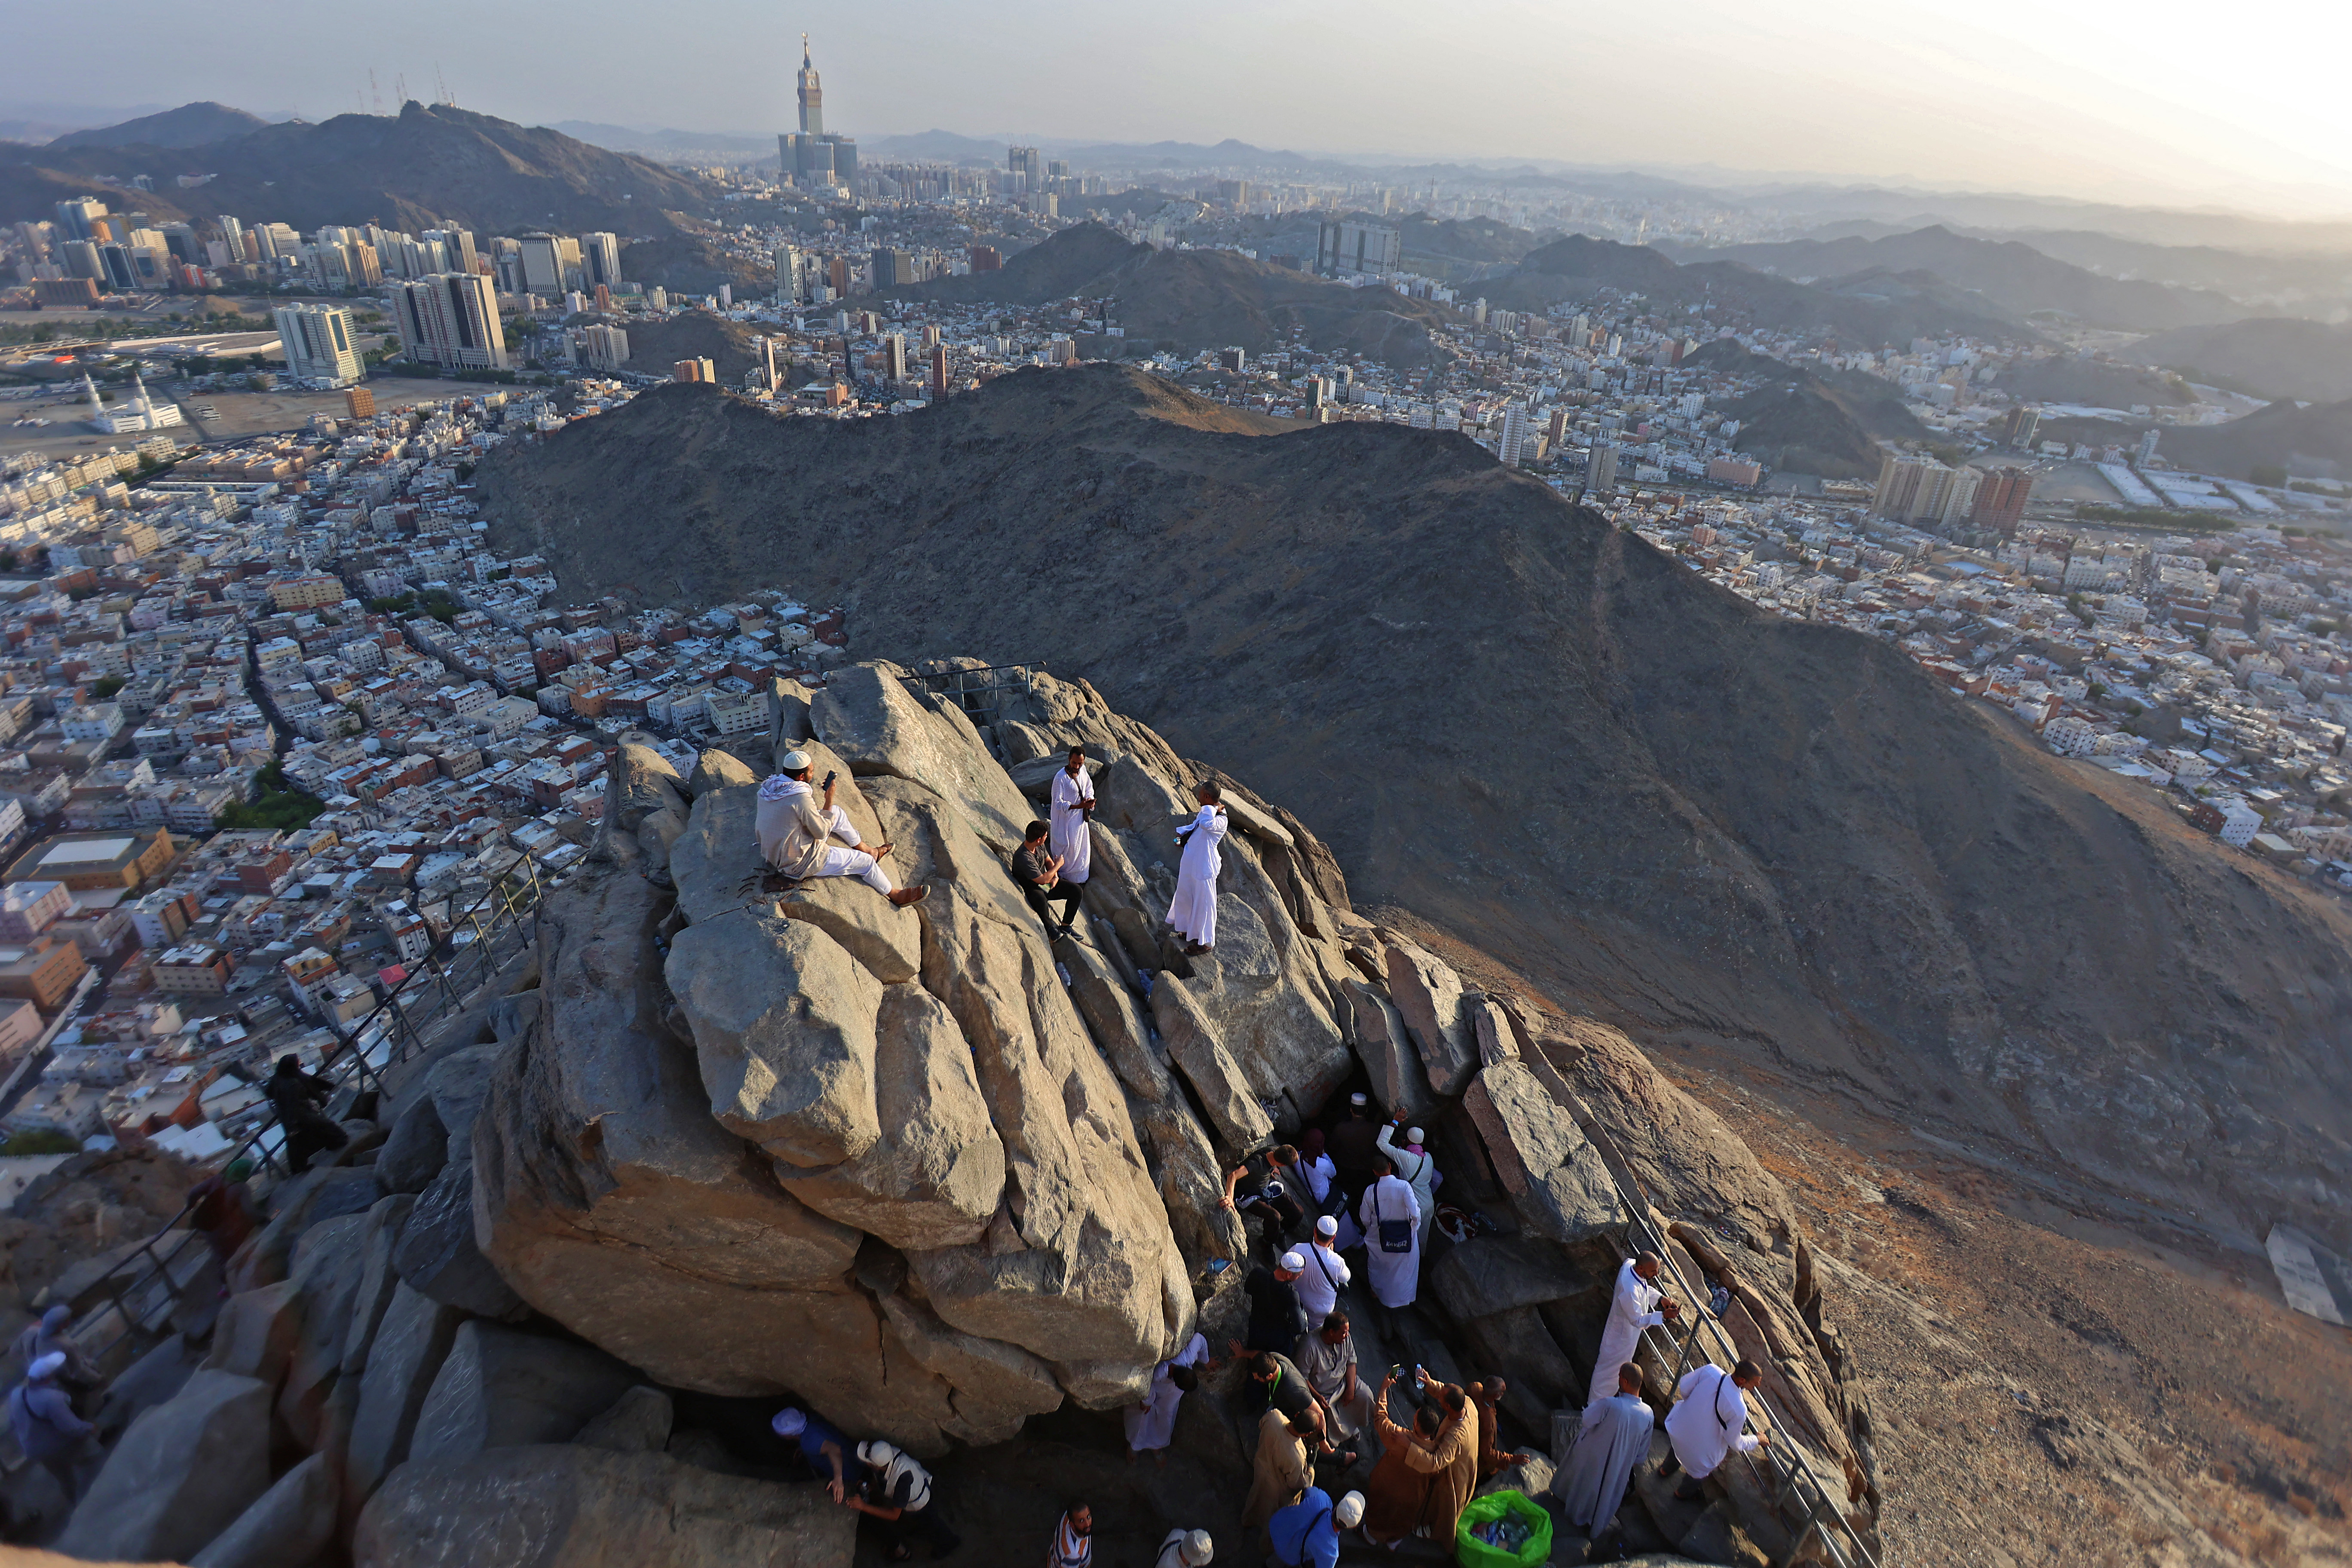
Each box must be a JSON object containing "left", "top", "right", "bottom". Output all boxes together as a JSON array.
[
  {"left": 1022, "top": 879, "right": 1083, "bottom": 930},
  {"left": 875, "top": 1503, "right": 960, "bottom": 1556}
]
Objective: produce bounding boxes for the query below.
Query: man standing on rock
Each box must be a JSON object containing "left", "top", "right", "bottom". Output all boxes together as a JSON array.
[
  {"left": 1049, "top": 746, "right": 1095, "bottom": 885},
  {"left": 6, "top": 1353, "right": 93, "bottom": 1501},
  {"left": 1660, "top": 1359, "right": 1768, "bottom": 1502},
  {"left": 1375, "top": 1121, "right": 1440, "bottom": 1225},
  {"left": 1293, "top": 1217, "right": 1351, "bottom": 1332},
  {"left": 758, "top": 751, "right": 928, "bottom": 906},
  {"left": 1357, "top": 1154, "right": 1423, "bottom": 1319},
  {"left": 267, "top": 1054, "right": 348, "bottom": 1174},
  {"left": 845, "top": 1438, "right": 959, "bottom": 1560},
  {"left": 1048, "top": 1503, "right": 1094, "bottom": 1568},
  {"left": 1553, "top": 1363, "right": 1654, "bottom": 1559},
  {"left": 1586, "top": 1253, "right": 1678, "bottom": 1411},
  {"left": 1233, "top": 1254, "right": 1311, "bottom": 1361},
  {"left": 1167, "top": 782, "right": 1227, "bottom": 956},
  {"left": 1326, "top": 1095, "right": 1382, "bottom": 1221}
]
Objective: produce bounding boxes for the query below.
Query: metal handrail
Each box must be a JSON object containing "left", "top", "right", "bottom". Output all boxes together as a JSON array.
[
  {"left": 51, "top": 855, "right": 552, "bottom": 1370},
  {"left": 1583, "top": 1129, "right": 1880, "bottom": 1568}
]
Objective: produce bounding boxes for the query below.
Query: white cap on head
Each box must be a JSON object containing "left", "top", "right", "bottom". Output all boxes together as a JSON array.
[
  {"left": 1334, "top": 1491, "right": 1366, "bottom": 1528},
  {"left": 1179, "top": 1529, "right": 1213, "bottom": 1565},
  {"left": 28, "top": 1351, "right": 66, "bottom": 1381},
  {"left": 1349, "top": 1092, "right": 1368, "bottom": 1106},
  {"left": 1277, "top": 1250, "right": 1306, "bottom": 1272},
  {"left": 1314, "top": 1215, "right": 1338, "bottom": 1237},
  {"left": 779, "top": 749, "right": 812, "bottom": 773},
  {"left": 857, "top": 1438, "right": 897, "bottom": 1467},
  {"left": 1406, "top": 1127, "right": 1425, "bottom": 1145}
]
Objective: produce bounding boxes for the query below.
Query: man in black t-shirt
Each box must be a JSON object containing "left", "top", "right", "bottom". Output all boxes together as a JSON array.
[{"left": 1231, "top": 1251, "right": 1310, "bottom": 1363}]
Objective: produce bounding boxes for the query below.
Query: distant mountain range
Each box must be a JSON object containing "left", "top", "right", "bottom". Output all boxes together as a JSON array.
[
  {"left": 2131, "top": 318, "right": 2352, "bottom": 403},
  {"left": 1683, "top": 340, "right": 1923, "bottom": 478},
  {"left": 891, "top": 222, "right": 1457, "bottom": 365},
  {"left": 0, "top": 101, "right": 723, "bottom": 236},
  {"left": 49, "top": 101, "right": 268, "bottom": 150},
  {"left": 1670, "top": 225, "right": 2246, "bottom": 331}
]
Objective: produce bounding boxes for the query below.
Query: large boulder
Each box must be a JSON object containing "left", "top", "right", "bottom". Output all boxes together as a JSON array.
[
  {"left": 409, "top": 1320, "right": 640, "bottom": 1464},
  {"left": 775, "top": 982, "right": 1004, "bottom": 1250},
  {"left": 394, "top": 1158, "right": 528, "bottom": 1319},
  {"left": 341, "top": 1194, "right": 418, "bottom": 1377},
  {"left": 576, "top": 1385, "right": 674, "bottom": 1453},
  {"left": 1463, "top": 1061, "right": 1627, "bottom": 1244},
  {"left": 665, "top": 742, "right": 880, "bottom": 925},
  {"left": 377, "top": 1093, "right": 448, "bottom": 1194},
  {"left": 1151, "top": 975, "right": 1274, "bottom": 1153},
  {"left": 776, "top": 873, "right": 922, "bottom": 984},
  {"left": 190, "top": 1452, "right": 338, "bottom": 1568},
  {"left": 54, "top": 1370, "right": 273, "bottom": 1564},
  {"left": 353, "top": 1444, "right": 855, "bottom": 1568},
  {"left": 812, "top": 662, "right": 1033, "bottom": 851},
  {"left": 346, "top": 1280, "right": 467, "bottom": 1500},
  {"left": 1344, "top": 978, "right": 1436, "bottom": 1123},
  {"left": 1385, "top": 939, "right": 1477, "bottom": 1097},
  {"left": 666, "top": 909, "right": 883, "bottom": 1168}
]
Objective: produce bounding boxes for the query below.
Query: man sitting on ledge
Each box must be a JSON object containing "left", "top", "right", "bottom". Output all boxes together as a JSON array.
[{"left": 758, "top": 750, "right": 930, "bottom": 907}]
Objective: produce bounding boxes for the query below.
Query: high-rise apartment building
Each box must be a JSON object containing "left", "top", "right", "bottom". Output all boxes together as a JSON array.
[
  {"left": 882, "top": 333, "right": 906, "bottom": 381},
  {"left": 273, "top": 304, "right": 364, "bottom": 386},
  {"left": 779, "top": 36, "right": 858, "bottom": 192},
  {"left": 1008, "top": 146, "right": 1043, "bottom": 194},
  {"left": 931, "top": 342, "right": 949, "bottom": 398},
  {"left": 582, "top": 232, "right": 622, "bottom": 288},
  {"left": 872, "top": 248, "right": 915, "bottom": 289},
  {"left": 1588, "top": 442, "right": 1620, "bottom": 494},
  {"left": 1316, "top": 219, "right": 1400, "bottom": 277},
  {"left": 215, "top": 215, "right": 244, "bottom": 257},
  {"left": 579, "top": 325, "right": 630, "bottom": 373},
  {"left": 1498, "top": 402, "right": 1530, "bottom": 468},
  {"left": 386, "top": 272, "right": 508, "bottom": 371},
  {"left": 520, "top": 234, "right": 584, "bottom": 294},
  {"left": 54, "top": 199, "right": 107, "bottom": 242},
  {"left": 424, "top": 228, "right": 480, "bottom": 277},
  {"left": 1970, "top": 466, "right": 2034, "bottom": 536}
]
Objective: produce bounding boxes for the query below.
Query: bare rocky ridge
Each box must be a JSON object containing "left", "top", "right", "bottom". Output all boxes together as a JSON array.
[{"left": 477, "top": 365, "right": 2352, "bottom": 1267}]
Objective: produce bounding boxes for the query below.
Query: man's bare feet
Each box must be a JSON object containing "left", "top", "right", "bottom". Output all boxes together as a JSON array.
[{"left": 888, "top": 885, "right": 930, "bottom": 907}]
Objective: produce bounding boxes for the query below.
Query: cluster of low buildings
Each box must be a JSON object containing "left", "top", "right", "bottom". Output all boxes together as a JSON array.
[{"left": 0, "top": 380, "right": 852, "bottom": 1160}]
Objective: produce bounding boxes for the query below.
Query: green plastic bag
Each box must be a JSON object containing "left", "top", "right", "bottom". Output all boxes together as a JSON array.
[{"left": 1454, "top": 1488, "right": 1553, "bottom": 1568}]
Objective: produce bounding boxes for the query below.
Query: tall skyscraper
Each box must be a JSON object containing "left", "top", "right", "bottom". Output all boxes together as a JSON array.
[
  {"left": 1588, "top": 442, "right": 1619, "bottom": 494},
  {"left": 773, "top": 243, "right": 801, "bottom": 299},
  {"left": 216, "top": 215, "right": 244, "bottom": 257},
  {"left": 1316, "top": 220, "right": 1400, "bottom": 276},
  {"left": 1008, "top": 146, "right": 1043, "bottom": 194},
  {"left": 425, "top": 228, "right": 480, "bottom": 276},
  {"left": 779, "top": 36, "right": 857, "bottom": 192},
  {"left": 872, "top": 248, "right": 914, "bottom": 289},
  {"left": 54, "top": 198, "right": 106, "bottom": 242},
  {"left": 274, "top": 304, "right": 364, "bottom": 386},
  {"left": 519, "top": 234, "right": 583, "bottom": 294},
  {"left": 1970, "top": 467, "right": 2034, "bottom": 536},
  {"left": 582, "top": 232, "right": 622, "bottom": 288},
  {"left": 882, "top": 333, "right": 906, "bottom": 382},
  {"left": 1498, "top": 402, "right": 1530, "bottom": 468},
  {"left": 386, "top": 273, "right": 508, "bottom": 370}
]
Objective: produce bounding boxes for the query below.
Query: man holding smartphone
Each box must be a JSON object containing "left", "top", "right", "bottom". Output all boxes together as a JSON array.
[{"left": 758, "top": 751, "right": 930, "bottom": 907}]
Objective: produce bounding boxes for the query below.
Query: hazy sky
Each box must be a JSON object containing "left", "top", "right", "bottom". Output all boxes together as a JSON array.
[{"left": 10, "top": 0, "right": 2352, "bottom": 215}]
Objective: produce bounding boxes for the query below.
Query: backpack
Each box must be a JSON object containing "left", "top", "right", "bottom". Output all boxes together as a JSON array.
[{"left": 1372, "top": 1182, "right": 1413, "bottom": 1254}]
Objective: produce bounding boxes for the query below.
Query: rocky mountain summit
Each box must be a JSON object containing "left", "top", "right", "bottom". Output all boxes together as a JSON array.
[{"left": 12, "top": 661, "right": 1888, "bottom": 1568}]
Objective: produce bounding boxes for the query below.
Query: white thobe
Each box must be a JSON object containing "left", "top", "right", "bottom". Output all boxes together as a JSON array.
[
  {"left": 1049, "top": 765, "right": 1094, "bottom": 884},
  {"left": 1356, "top": 1174, "right": 1421, "bottom": 1308},
  {"left": 1663, "top": 1364, "right": 1760, "bottom": 1479},
  {"left": 1586, "top": 1259, "right": 1666, "bottom": 1409},
  {"left": 1375, "top": 1124, "right": 1440, "bottom": 1221},
  {"left": 1123, "top": 1332, "right": 1208, "bottom": 1452},
  {"left": 1166, "top": 805, "right": 1226, "bottom": 946},
  {"left": 1298, "top": 1153, "right": 1335, "bottom": 1207},
  {"left": 1295, "top": 1240, "right": 1350, "bottom": 1325}
]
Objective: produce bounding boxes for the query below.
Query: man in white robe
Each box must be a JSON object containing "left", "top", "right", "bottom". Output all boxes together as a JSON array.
[
  {"left": 1166, "top": 783, "right": 1227, "bottom": 955},
  {"left": 1660, "top": 1358, "right": 1767, "bottom": 1501},
  {"left": 1124, "top": 1331, "right": 1208, "bottom": 1460},
  {"left": 756, "top": 752, "right": 928, "bottom": 906},
  {"left": 1553, "top": 1362, "right": 1654, "bottom": 1554},
  {"left": 1586, "top": 1253, "right": 1678, "bottom": 1409},
  {"left": 1356, "top": 1155, "right": 1421, "bottom": 1311},
  {"left": 1293, "top": 1216, "right": 1350, "bottom": 1329},
  {"left": 1375, "top": 1121, "right": 1439, "bottom": 1222},
  {"left": 1049, "top": 747, "right": 1095, "bottom": 885}
]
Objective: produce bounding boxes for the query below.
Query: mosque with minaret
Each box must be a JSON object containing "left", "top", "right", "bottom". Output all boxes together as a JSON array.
[{"left": 80, "top": 369, "right": 184, "bottom": 436}]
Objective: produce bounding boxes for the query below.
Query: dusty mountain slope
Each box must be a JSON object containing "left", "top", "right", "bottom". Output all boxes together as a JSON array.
[
  {"left": 478, "top": 364, "right": 2352, "bottom": 1260},
  {"left": 0, "top": 101, "right": 716, "bottom": 234},
  {"left": 48, "top": 101, "right": 268, "bottom": 150},
  {"left": 889, "top": 222, "right": 1456, "bottom": 366}
]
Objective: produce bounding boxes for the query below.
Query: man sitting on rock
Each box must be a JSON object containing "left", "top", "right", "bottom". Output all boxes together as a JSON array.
[
  {"left": 757, "top": 750, "right": 928, "bottom": 907},
  {"left": 1013, "top": 820, "right": 1084, "bottom": 934}
]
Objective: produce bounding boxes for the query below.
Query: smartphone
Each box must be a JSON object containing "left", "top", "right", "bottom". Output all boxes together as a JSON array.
[
  {"left": 1388, "top": 1363, "right": 1406, "bottom": 1381},
  {"left": 1205, "top": 1257, "right": 1232, "bottom": 1275},
  {"left": 822, "top": 770, "right": 838, "bottom": 789}
]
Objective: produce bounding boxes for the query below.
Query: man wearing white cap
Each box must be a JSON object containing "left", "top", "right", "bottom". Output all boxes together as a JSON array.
[
  {"left": 1269, "top": 1486, "right": 1364, "bottom": 1568},
  {"left": 1375, "top": 1120, "right": 1439, "bottom": 1223},
  {"left": 7, "top": 1351, "right": 94, "bottom": 1499},
  {"left": 1293, "top": 1216, "right": 1350, "bottom": 1329},
  {"left": 1154, "top": 1527, "right": 1214, "bottom": 1568},
  {"left": 758, "top": 752, "right": 929, "bottom": 907},
  {"left": 845, "top": 1437, "right": 959, "bottom": 1559}
]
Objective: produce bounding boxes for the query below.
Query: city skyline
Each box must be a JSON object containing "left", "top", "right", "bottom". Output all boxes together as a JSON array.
[{"left": 6, "top": 0, "right": 2352, "bottom": 218}]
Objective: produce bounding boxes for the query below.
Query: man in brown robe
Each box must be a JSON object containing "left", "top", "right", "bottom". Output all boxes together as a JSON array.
[
  {"left": 1362, "top": 1379, "right": 1440, "bottom": 1547},
  {"left": 1243, "top": 1404, "right": 1318, "bottom": 1534},
  {"left": 1404, "top": 1381, "right": 1477, "bottom": 1545}
]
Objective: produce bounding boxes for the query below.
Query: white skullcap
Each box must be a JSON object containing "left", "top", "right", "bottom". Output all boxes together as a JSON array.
[
  {"left": 770, "top": 1406, "right": 807, "bottom": 1436},
  {"left": 1349, "top": 1092, "right": 1368, "bottom": 1106},
  {"left": 1314, "top": 1215, "right": 1338, "bottom": 1237},
  {"left": 1406, "top": 1127, "right": 1425, "bottom": 1145},
  {"left": 1277, "top": 1250, "right": 1306, "bottom": 1272},
  {"left": 857, "top": 1438, "right": 898, "bottom": 1467},
  {"left": 1180, "top": 1529, "right": 1214, "bottom": 1565},
  {"left": 779, "top": 749, "right": 812, "bottom": 772},
  {"left": 28, "top": 1351, "right": 66, "bottom": 1380},
  {"left": 1334, "top": 1491, "right": 1366, "bottom": 1528}
]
